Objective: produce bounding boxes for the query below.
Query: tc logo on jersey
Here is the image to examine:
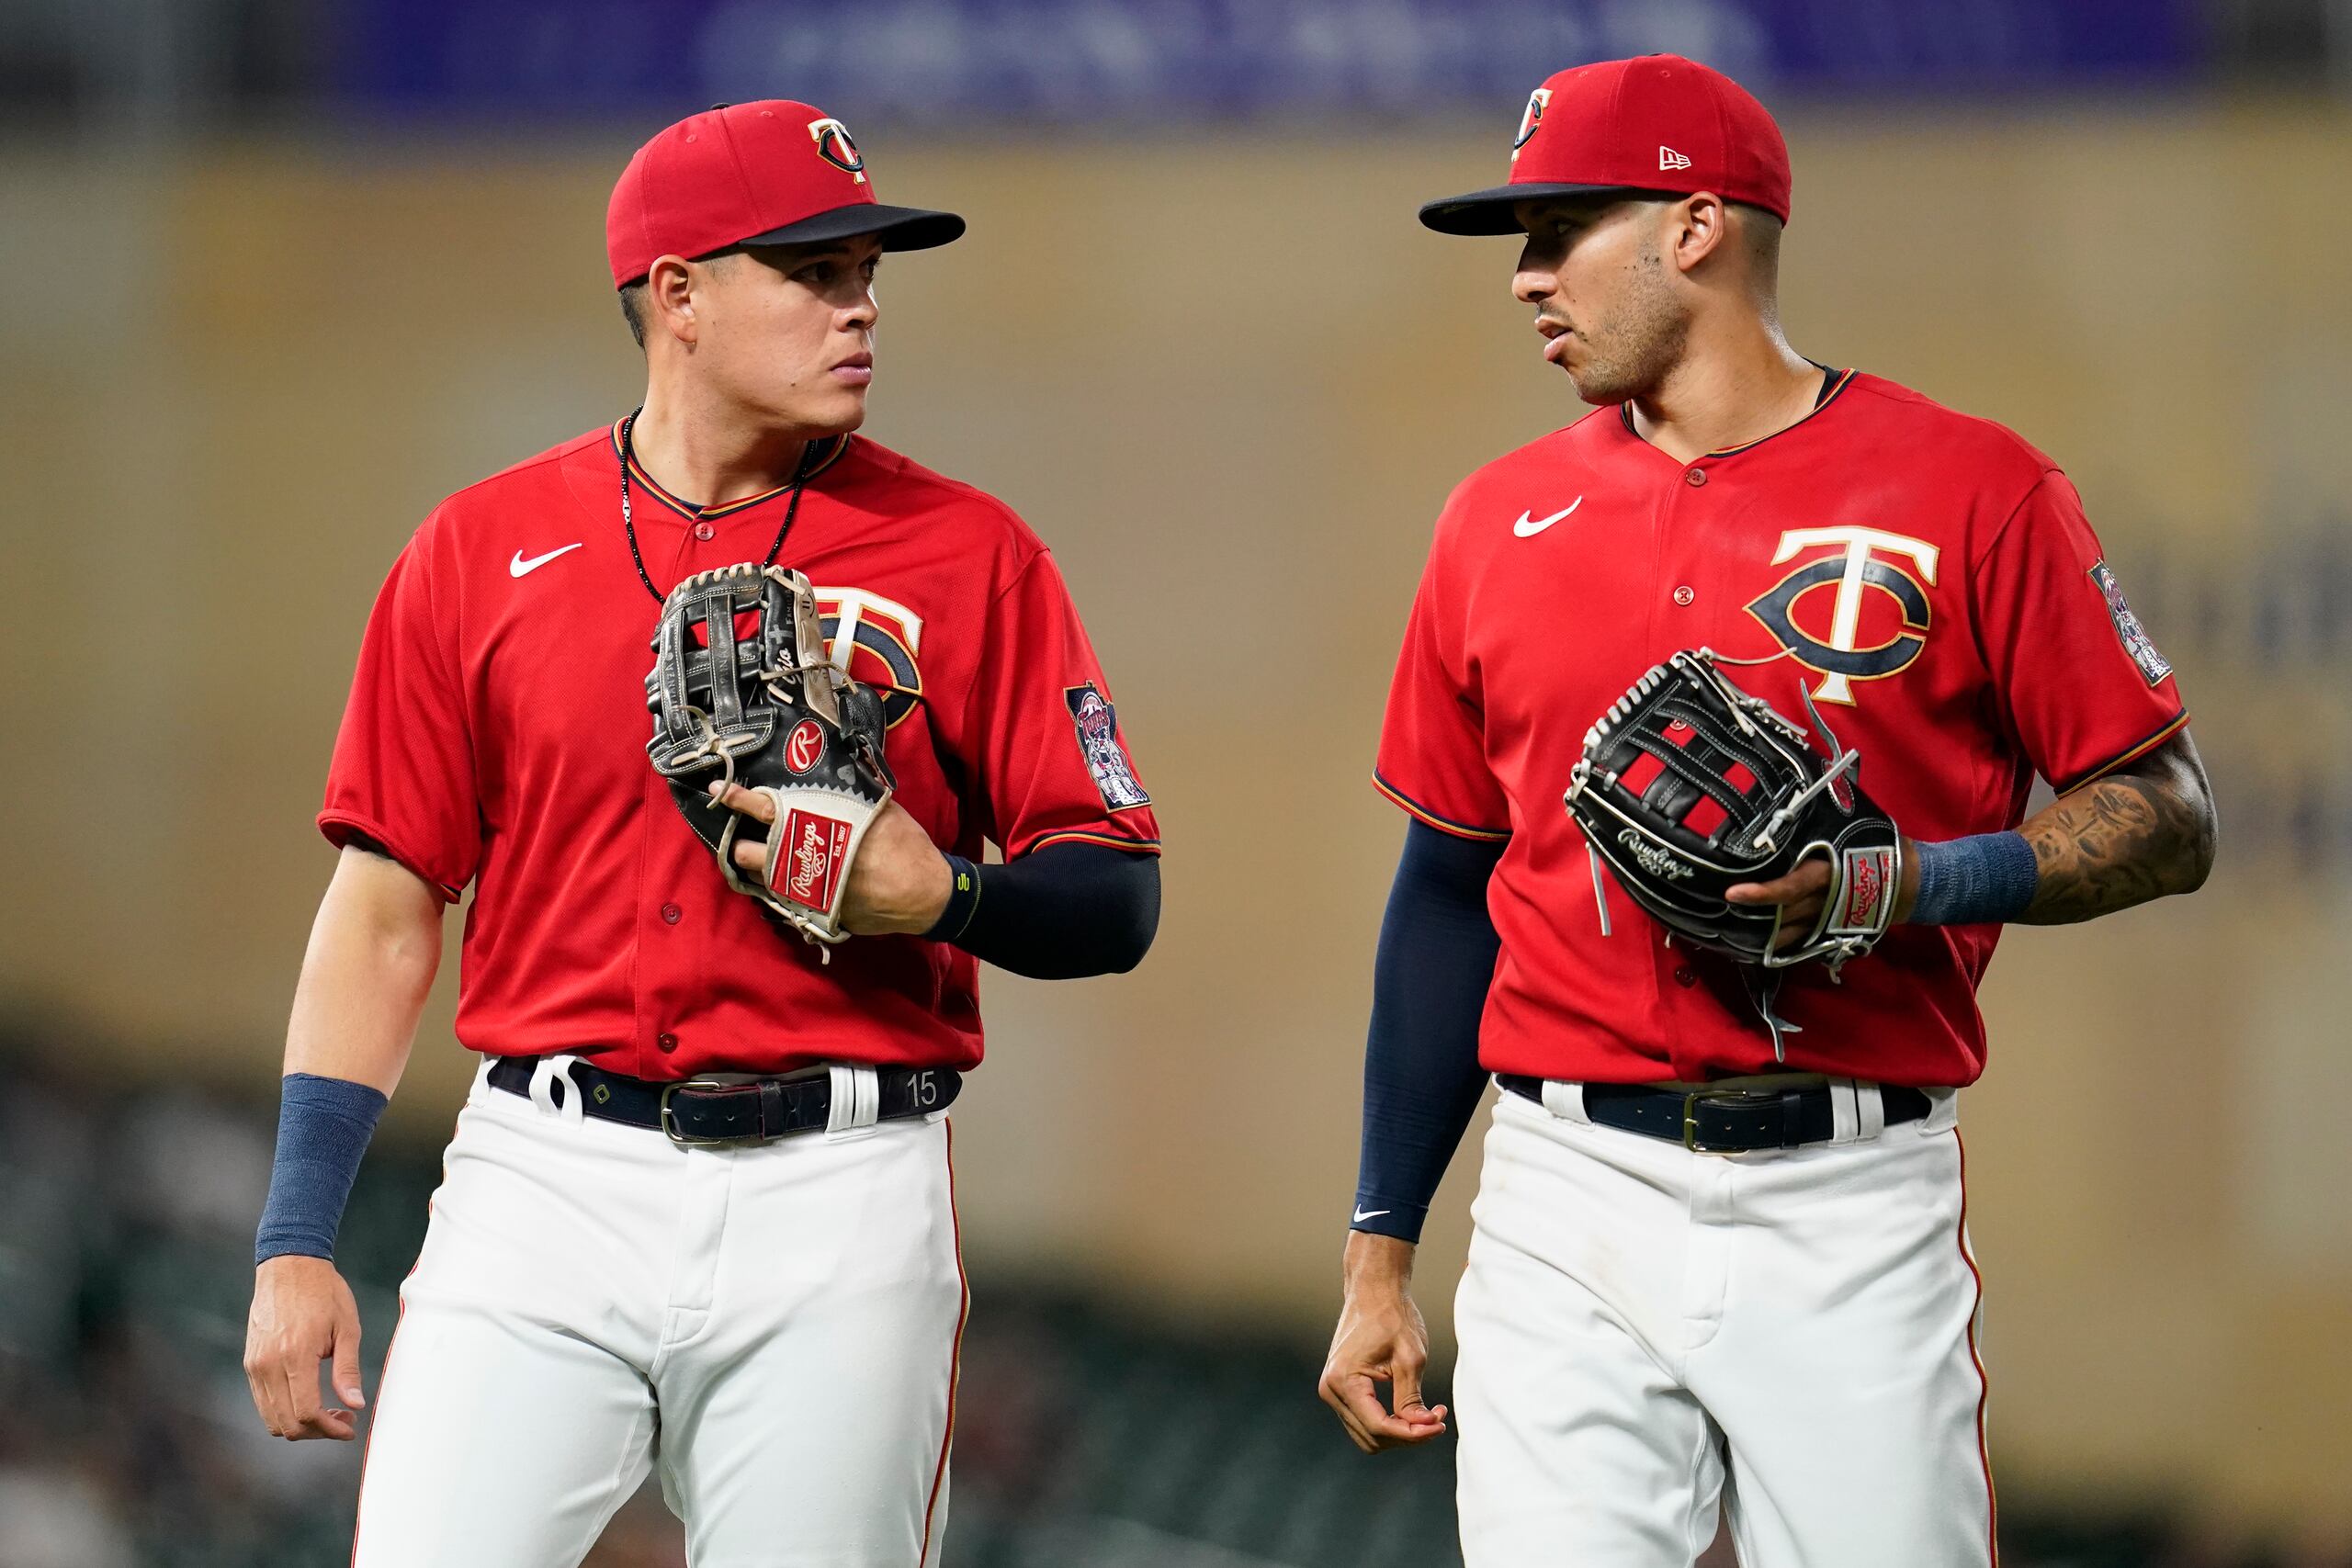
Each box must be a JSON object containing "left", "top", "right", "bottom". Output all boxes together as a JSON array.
[
  {"left": 1066, "top": 683, "right": 1149, "bottom": 810},
  {"left": 781, "top": 808, "right": 852, "bottom": 910},
  {"left": 816, "top": 588, "right": 924, "bottom": 728},
  {"left": 1746, "top": 526, "right": 1942, "bottom": 705},
  {"left": 1511, "top": 88, "right": 1551, "bottom": 160},
  {"left": 807, "top": 117, "right": 866, "bottom": 183}
]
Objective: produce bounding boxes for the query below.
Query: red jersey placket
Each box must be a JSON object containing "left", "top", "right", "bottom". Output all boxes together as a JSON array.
[{"left": 1653, "top": 450, "right": 1725, "bottom": 1080}]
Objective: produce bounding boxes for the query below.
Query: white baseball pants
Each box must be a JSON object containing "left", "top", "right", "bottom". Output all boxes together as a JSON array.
[
  {"left": 350, "top": 1058, "right": 967, "bottom": 1568},
  {"left": 1454, "top": 1080, "right": 1996, "bottom": 1568}
]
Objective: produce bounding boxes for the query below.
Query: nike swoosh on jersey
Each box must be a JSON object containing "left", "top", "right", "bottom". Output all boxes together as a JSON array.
[
  {"left": 510, "top": 543, "right": 585, "bottom": 577},
  {"left": 1512, "top": 497, "right": 1584, "bottom": 536},
  {"left": 1351, "top": 1207, "right": 1392, "bottom": 1224}
]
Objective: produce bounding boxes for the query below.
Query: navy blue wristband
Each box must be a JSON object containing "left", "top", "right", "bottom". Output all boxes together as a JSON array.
[
  {"left": 254, "top": 1073, "right": 389, "bottom": 1265},
  {"left": 1908, "top": 831, "right": 2040, "bottom": 927}
]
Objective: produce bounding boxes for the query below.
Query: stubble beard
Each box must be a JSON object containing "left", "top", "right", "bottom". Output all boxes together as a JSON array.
[{"left": 1562, "top": 249, "right": 1691, "bottom": 407}]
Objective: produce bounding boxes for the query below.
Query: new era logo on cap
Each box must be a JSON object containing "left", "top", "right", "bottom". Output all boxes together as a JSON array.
[{"left": 1419, "top": 54, "right": 1792, "bottom": 236}]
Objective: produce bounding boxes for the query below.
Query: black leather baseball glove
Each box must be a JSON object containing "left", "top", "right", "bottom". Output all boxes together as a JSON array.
[
  {"left": 1563, "top": 648, "right": 1902, "bottom": 978},
  {"left": 646, "top": 563, "right": 895, "bottom": 953}
]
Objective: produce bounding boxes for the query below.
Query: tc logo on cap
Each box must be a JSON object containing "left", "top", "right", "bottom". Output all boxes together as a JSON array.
[
  {"left": 807, "top": 117, "right": 865, "bottom": 183},
  {"left": 1511, "top": 88, "right": 1551, "bottom": 160}
]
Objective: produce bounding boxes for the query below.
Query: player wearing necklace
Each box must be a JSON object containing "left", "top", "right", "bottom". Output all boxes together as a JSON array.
[{"left": 243, "top": 101, "right": 1161, "bottom": 1566}]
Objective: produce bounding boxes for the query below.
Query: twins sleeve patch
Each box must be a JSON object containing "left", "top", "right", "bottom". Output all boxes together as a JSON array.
[
  {"left": 1065, "top": 682, "right": 1150, "bottom": 810},
  {"left": 2089, "top": 560, "right": 2172, "bottom": 686}
]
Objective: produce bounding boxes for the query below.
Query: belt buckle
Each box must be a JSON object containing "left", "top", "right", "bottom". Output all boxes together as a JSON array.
[
  {"left": 1680, "top": 1088, "right": 1772, "bottom": 1156},
  {"left": 658, "top": 1079, "right": 753, "bottom": 1148}
]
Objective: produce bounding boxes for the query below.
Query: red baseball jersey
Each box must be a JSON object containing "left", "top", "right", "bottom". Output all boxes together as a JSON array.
[
  {"left": 1375, "top": 370, "right": 2187, "bottom": 1089},
  {"left": 321, "top": 423, "right": 1159, "bottom": 1079}
]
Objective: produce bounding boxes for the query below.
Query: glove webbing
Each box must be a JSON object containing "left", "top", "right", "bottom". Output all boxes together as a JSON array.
[{"left": 1625, "top": 715, "right": 1765, "bottom": 834}]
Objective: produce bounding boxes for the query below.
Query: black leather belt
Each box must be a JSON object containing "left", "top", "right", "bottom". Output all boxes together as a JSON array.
[
  {"left": 1497, "top": 1073, "right": 1931, "bottom": 1154},
  {"left": 487, "top": 1055, "right": 960, "bottom": 1147}
]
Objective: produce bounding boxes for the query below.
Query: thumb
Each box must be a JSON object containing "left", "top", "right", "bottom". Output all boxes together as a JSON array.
[
  {"left": 1391, "top": 1359, "right": 1428, "bottom": 1418},
  {"left": 332, "top": 1303, "right": 366, "bottom": 1409}
]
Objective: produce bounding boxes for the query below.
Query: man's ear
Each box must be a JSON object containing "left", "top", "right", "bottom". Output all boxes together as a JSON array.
[
  {"left": 645, "top": 254, "right": 699, "bottom": 344},
  {"left": 1669, "top": 194, "right": 1730, "bottom": 276}
]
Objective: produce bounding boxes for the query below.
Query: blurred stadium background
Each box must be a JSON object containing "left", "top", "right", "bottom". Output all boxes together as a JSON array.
[{"left": 4, "top": 1, "right": 2350, "bottom": 1563}]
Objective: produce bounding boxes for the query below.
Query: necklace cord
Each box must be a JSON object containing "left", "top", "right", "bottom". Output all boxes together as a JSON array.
[{"left": 620, "top": 408, "right": 823, "bottom": 604}]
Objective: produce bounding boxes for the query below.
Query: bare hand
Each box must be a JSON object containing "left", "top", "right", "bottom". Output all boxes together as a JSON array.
[
  {"left": 705, "top": 783, "right": 953, "bottom": 935},
  {"left": 244, "top": 1256, "right": 366, "bottom": 1441},
  {"left": 1724, "top": 839, "right": 1920, "bottom": 949},
  {"left": 1318, "top": 1233, "right": 1450, "bottom": 1453}
]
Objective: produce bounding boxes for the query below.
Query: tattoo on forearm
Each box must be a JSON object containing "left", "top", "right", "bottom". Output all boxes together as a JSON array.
[{"left": 2019, "top": 748, "right": 2216, "bottom": 924}]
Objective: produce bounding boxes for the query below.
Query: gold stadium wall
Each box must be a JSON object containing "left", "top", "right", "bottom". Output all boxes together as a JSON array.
[{"left": 3, "top": 104, "right": 2348, "bottom": 1534}]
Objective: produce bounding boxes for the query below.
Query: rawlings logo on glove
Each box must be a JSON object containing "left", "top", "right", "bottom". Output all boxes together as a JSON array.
[
  {"left": 1617, "top": 828, "right": 1697, "bottom": 883},
  {"left": 645, "top": 563, "right": 895, "bottom": 954}
]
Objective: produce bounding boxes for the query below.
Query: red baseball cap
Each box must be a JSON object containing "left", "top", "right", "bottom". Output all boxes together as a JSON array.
[
  {"left": 606, "top": 101, "right": 965, "bottom": 288},
  {"left": 1419, "top": 55, "right": 1791, "bottom": 235}
]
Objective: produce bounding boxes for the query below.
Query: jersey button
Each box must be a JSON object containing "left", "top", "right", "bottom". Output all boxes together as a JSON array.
[
  {"left": 1684, "top": 468, "right": 1707, "bottom": 487},
  {"left": 692, "top": 522, "right": 716, "bottom": 541},
  {"left": 1672, "top": 585, "right": 1695, "bottom": 606},
  {"left": 660, "top": 902, "right": 682, "bottom": 925},
  {"left": 1674, "top": 965, "right": 1699, "bottom": 988},
  {"left": 657, "top": 1032, "right": 679, "bottom": 1053}
]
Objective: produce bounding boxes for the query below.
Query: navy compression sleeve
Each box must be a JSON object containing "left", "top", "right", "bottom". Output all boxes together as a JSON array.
[
  {"left": 1350, "top": 820, "right": 1504, "bottom": 1244},
  {"left": 925, "top": 840, "right": 1160, "bottom": 979}
]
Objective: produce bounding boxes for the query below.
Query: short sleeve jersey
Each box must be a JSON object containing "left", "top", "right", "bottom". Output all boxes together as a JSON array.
[
  {"left": 321, "top": 424, "right": 1159, "bottom": 1080},
  {"left": 1375, "top": 371, "right": 2187, "bottom": 1089}
]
